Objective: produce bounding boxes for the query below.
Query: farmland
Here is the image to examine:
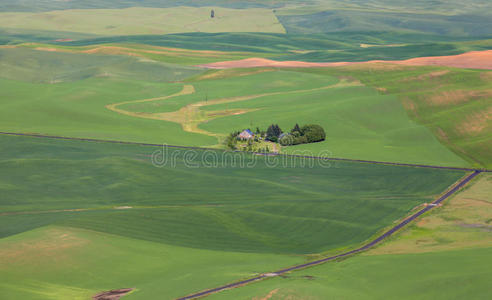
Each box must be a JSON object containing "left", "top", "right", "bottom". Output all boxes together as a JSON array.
[
  {"left": 0, "top": 48, "right": 473, "bottom": 167},
  {"left": 208, "top": 246, "right": 492, "bottom": 300},
  {"left": 0, "top": 7, "right": 285, "bottom": 36},
  {"left": 0, "top": 134, "right": 467, "bottom": 299},
  {"left": 207, "top": 173, "right": 492, "bottom": 300},
  {"left": 315, "top": 66, "right": 492, "bottom": 168},
  {"left": 0, "top": 0, "right": 491, "bottom": 299}
]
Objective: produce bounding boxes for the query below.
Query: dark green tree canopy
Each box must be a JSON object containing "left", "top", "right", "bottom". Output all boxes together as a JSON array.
[
  {"left": 291, "top": 123, "right": 301, "bottom": 133},
  {"left": 266, "top": 124, "right": 282, "bottom": 142},
  {"left": 301, "top": 124, "right": 326, "bottom": 143}
]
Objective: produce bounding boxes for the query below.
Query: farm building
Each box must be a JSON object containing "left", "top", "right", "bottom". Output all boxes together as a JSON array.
[{"left": 238, "top": 129, "right": 254, "bottom": 140}]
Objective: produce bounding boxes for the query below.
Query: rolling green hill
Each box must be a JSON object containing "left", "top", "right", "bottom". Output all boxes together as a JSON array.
[
  {"left": 0, "top": 7, "right": 285, "bottom": 36},
  {"left": 0, "top": 47, "right": 201, "bottom": 83},
  {"left": 0, "top": 135, "right": 465, "bottom": 253},
  {"left": 0, "top": 1, "right": 490, "bottom": 299},
  {"left": 5, "top": 32, "right": 489, "bottom": 63},
  {"left": 315, "top": 66, "right": 492, "bottom": 168},
  {"left": 208, "top": 171, "right": 492, "bottom": 300},
  {"left": 208, "top": 246, "right": 492, "bottom": 300},
  {"left": 0, "top": 48, "right": 472, "bottom": 166},
  {"left": 0, "top": 134, "right": 465, "bottom": 298}
]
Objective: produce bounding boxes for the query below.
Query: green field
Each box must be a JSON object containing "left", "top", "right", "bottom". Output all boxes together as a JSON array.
[
  {"left": 208, "top": 171, "right": 492, "bottom": 300},
  {"left": 0, "top": 7, "right": 285, "bottom": 36},
  {"left": 0, "top": 134, "right": 466, "bottom": 298},
  {"left": 208, "top": 246, "right": 492, "bottom": 300},
  {"left": 370, "top": 172, "right": 492, "bottom": 254},
  {"left": 0, "top": 226, "right": 300, "bottom": 300},
  {"left": 315, "top": 66, "right": 492, "bottom": 168},
  {"left": 0, "top": 48, "right": 472, "bottom": 167},
  {"left": 0, "top": 1, "right": 491, "bottom": 299}
]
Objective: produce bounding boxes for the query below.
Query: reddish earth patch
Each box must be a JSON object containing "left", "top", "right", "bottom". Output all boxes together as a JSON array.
[
  {"left": 93, "top": 288, "right": 133, "bottom": 300},
  {"left": 54, "top": 38, "right": 73, "bottom": 42},
  {"left": 197, "top": 50, "right": 492, "bottom": 70}
]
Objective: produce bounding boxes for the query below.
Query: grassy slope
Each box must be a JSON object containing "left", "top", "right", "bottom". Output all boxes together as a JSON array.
[
  {"left": 11, "top": 42, "right": 268, "bottom": 66},
  {"left": 0, "top": 134, "right": 467, "bottom": 299},
  {"left": 0, "top": 226, "right": 300, "bottom": 300},
  {"left": 0, "top": 47, "right": 201, "bottom": 83},
  {"left": 0, "top": 0, "right": 278, "bottom": 12},
  {"left": 0, "top": 77, "right": 215, "bottom": 146},
  {"left": 276, "top": 9, "right": 492, "bottom": 37},
  {"left": 314, "top": 66, "right": 492, "bottom": 168},
  {"left": 209, "top": 246, "right": 492, "bottom": 300},
  {"left": 208, "top": 165, "right": 492, "bottom": 300},
  {"left": 0, "top": 135, "right": 464, "bottom": 254},
  {"left": 0, "top": 48, "right": 468, "bottom": 166},
  {"left": 0, "top": 7, "right": 285, "bottom": 36},
  {"left": 369, "top": 172, "right": 492, "bottom": 254},
  {"left": 192, "top": 69, "right": 467, "bottom": 167},
  {"left": 20, "top": 32, "right": 492, "bottom": 62}
]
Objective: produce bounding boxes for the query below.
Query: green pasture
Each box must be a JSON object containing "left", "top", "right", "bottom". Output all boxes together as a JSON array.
[
  {"left": 209, "top": 246, "right": 492, "bottom": 300},
  {"left": 195, "top": 69, "right": 467, "bottom": 166},
  {"left": 0, "top": 226, "right": 300, "bottom": 300},
  {"left": 0, "top": 7, "right": 285, "bottom": 36},
  {"left": 0, "top": 77, "right": 217, "bottom": 146},
  {"left": 0, "top": 135, "right": 465, "bottom": 253},
  {"left": 312, "top": 66, "right": 492, "bottom": 168},
  {"left": 208, "top": 172, "right": 492, "bottom": 300},
  {"left": 120, "top": 69, "right": 336, "bottom": 113},
  {"left": 0, "top": 134, "right": 466, "bottom": 298},
  {"left": 22, "top": 32, "right": 491, "bottom": 63},
  {"left": 0, "top": 47, "right": 201, "bottom": 83},
  {"left": 0, "top": 48, "right": 471, "bottom": 166},
  {"left": 369, "top": 173, "right": 492, "bottom": 255}
]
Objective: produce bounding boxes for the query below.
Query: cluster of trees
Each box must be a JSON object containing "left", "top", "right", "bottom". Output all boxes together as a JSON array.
[
  {"left": 224, "top": 123, "right": 325, "bottom": 150},
  {"left": 266, "top": 124, "right": 282, "bottom": 142},
  {"left": 267, "top": 123, "right": 325, "bottom": 146}
]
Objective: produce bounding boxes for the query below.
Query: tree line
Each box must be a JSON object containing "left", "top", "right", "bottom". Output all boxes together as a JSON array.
[{"left": 266, "top": 123, "right": 326, "bottom": 146}]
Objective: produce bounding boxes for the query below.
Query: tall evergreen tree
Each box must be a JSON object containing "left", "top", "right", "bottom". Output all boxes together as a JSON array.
[{"left": 291, "top": 123, "right": 301, "bottom": 133}]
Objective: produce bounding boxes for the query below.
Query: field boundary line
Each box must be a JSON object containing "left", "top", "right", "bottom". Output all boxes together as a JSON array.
[
  {"left": 0, "top": 131, "right": 489, "bottom": 173},
  {"left": 175, "top": 170, "right": 482, "bottom": 300}
]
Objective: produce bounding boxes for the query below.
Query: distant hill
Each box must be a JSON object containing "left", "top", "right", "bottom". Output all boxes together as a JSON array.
[{"left": 0, "top": 1, "right": 490, "bottom": 37}]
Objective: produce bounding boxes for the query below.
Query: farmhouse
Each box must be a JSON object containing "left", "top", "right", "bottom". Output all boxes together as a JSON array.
[{"left": 238, "top": 129, "right": 254, "bottom": 140}]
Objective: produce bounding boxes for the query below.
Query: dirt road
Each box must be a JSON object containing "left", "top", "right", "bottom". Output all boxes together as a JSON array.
[{"left": 176, "top": 171, "right": 482, "bottom": 299}]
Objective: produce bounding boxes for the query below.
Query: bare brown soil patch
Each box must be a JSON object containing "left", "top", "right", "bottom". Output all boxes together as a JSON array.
[
  {"left": 456, "top": 107, "right": 492, "bottom": 135},
  {"left": 0, "top": 227, "right": 89, "bottom": 264},
  {"left": 360, "top": 43, "right": 407, "bottom": 48},
  {"left": 402, "top": 98, "right": 417, "bottom": 113},
  {"left": 395, "top": 50, "right": 492, "bottom": 69},
  {"left": 195, "top": 68, "right": 275, "bottom": 81},
  {"left": 197, "top": 57, "right": 351, "bottom": 69},
  {"left": 254, "top": 288, "right": 279, "bottom": 300},
  {"left": 93, "top": 288, "right": 133, "bottom": 300},
  {"left": 436, "top": 127, "right": 449, "bottom": 142},
  {"left": 480, "top": 71, "right": 492, "bottom": 82},
  {"left": 426, "top": 89, "right": 492, "bottom": 106},
  {"left": 198, "top": 50, "right": 492, "bottom": 70},
  {"left": 400, "top": 70, "right": 450, "bottom": 82},
  {"left": 34, "top": 47, "right": 59, "bottom": 52}
]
